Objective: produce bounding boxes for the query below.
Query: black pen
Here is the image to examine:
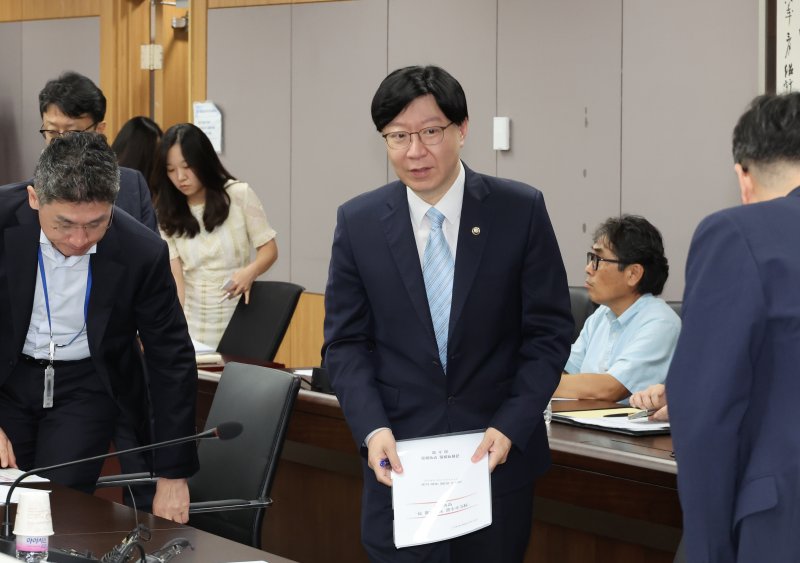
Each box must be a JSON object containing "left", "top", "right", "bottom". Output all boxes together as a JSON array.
[{"left": 603, "top": 412, "right": 630, "bottom": 418}]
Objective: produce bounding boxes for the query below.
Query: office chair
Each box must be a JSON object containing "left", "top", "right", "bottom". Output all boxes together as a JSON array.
[
  {"left": 97, "top": 362, "right": 300, "bottom": 549},
  {"left": 568, "top": 286, "right": 597, "bottom": 341},
  {"left": 216, "top": 281, "right": 305, "bottom": 363}
]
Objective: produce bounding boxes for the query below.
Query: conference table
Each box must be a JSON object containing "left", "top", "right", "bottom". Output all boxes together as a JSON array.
[
  {"left": 197, "top": 371, "right": 682, "bottom": 563},
  {"left": 3, "top": 480, "right": 296, "bottom": 563}
]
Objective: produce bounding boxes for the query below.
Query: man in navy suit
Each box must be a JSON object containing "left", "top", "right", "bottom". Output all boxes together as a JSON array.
[
  {"left": 668, "top": 92, "right": 800, "bottom": 561},
  {"left": 1, "top": 71, "right": 157, "bottom": 232},
  {"left": 323, "top": 65, "right": 573, "bottom": 562},
  {"left": 0, "top": 133, "right": 197, "bottom": 522}
]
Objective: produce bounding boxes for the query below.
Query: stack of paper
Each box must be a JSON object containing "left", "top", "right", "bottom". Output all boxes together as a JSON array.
[
  {"left": 391, "top": 431, "right": 491, "bottom": 548},
  {"left": 552, "top": 407, "right": 670, "bottom": 435}
]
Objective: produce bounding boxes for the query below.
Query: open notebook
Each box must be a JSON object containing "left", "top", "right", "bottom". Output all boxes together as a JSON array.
[{"left": 551, "top": 407, "right": 670, "bottom": 436}]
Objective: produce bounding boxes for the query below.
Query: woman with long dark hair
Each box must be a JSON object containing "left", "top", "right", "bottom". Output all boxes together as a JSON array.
[
  {"left": 111, "top": 116, "right": 163, "bottom": 197},
  {"left": 154, "top": 123, "right": 278, "bottom": 347}
]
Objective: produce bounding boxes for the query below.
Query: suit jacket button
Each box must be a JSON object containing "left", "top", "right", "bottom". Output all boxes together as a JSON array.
[{"left": 447, "top": 396, "right": 455, "bottom": 405}]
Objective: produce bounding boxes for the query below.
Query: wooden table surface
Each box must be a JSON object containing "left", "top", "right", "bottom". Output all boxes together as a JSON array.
[{"left": 3, "top": 471, "right": 297, "bottom": 563}]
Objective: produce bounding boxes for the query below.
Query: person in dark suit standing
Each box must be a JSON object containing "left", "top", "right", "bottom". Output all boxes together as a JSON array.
[
  {"left": 1, "top": 71, "right": 157, "bottom": 232},
  {"left": 323, "top": 65, "right": 573, "bottom": 562},
  {"left": 0, "top": 133, "right": 197, "bottom": 523},
  {"left": 668, "top": 92, "right": 800, "bottom": 562}
]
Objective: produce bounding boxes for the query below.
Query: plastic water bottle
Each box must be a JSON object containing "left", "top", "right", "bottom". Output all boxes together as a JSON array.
[
  {"left": 543, "top": 399, "right": 552, "bottom": 424},
  {"left": 15, "top": 535, "right": 48, "bottom": 562}
]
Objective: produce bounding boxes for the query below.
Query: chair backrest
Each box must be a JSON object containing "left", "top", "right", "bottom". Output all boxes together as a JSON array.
[
  {"left": 568, "top": 286, "right": 597, "bottom": 341},
  {"left": 188, "top": 362, "right": 300, "bottom": 548},
  {"left": 217, "top": 281, "right": 304, "bottom": 362},
  {"left": 666, "top": 300, "right": 682, "bottom": 318}
]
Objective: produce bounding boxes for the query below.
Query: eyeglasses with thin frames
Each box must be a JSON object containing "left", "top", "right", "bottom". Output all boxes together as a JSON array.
[
  {"left": 382, "top": 122, "right": 454, "bottom": 150},
  {"left": 586, "top": 251, "right": 628, "bottom": 271},
  {"left": 50, "top": 207, "right": 114, "bottom": 237},
  {"left": 39, "top": 122, "right": 98, "bottom": 141}
]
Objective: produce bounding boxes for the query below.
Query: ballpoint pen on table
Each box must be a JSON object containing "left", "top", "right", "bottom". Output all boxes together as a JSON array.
[{"left": 628, "top": 408, "right": 658, "bottom": 420}]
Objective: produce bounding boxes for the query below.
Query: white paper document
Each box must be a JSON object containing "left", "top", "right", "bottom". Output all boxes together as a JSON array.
[
  {"left": 391, "top": 431, "right": 491, "bottom": 548},
  {"left": 569, "top": 416, "right": 670, "bottom": 433},
  {"left": 196, "top": 352, "right": 223, "bottom": 365},
  {"left": 0, "top": 469, "right": 49, "bottom": 484},
  {"left": 192, "top": 338, "right": 216, "bottom": 355},
  {"left": 192, "top": 101, "right": 223, "bottom": 153}
]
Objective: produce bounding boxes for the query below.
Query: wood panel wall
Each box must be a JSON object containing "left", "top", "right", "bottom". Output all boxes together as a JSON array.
[
  {"left": 273, "top": 292, "right": 325, "bottom": 368},
  {"left": 154, "top": 2, "right": 190, "bottom": 128},
  {"left": 99, "top": 0, "right": 150, "bottom": 137},
  {"left": 210, "top": 0, "right": 337, "bottom": 8},
  {"left": 0, "top": 0, "right": 100, "bottom": 21}
]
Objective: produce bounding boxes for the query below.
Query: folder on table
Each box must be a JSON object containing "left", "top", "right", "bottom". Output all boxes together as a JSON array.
[{"left": 552, "top": 407, "right": 670, "bottom": 436}]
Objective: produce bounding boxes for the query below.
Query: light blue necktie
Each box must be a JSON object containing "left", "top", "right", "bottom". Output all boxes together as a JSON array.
[{"left": 423, "top": 207, "right": 454, "bottom": 372}]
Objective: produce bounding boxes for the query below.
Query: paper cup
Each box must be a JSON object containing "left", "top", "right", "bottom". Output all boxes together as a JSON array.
[{"left": 13, "top": 490, "right": 54, "bottom": 537}]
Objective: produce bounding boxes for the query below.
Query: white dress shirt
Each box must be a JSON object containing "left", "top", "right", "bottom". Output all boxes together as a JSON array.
[
  {"left": 406, "top": 161, "right": 465, "bottom": 265},
  {"left": 22, "top": 231, "right": 96, "bottom": 360}
]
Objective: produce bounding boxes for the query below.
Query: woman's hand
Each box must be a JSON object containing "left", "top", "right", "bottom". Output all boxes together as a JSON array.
[
  {"left": 229, "top": 265, "right": 260, "bottom": 304},
  {"left": 226, "top": 240, "right": 278, "bottom": 304}
]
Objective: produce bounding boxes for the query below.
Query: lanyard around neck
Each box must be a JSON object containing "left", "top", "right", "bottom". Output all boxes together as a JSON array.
[{"left": 37, "top": 246, "right": 92, "bottom": 348}]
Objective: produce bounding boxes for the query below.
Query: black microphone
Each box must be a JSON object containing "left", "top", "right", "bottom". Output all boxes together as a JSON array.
[{"left": 1, "top": 421, "right": 243, "bottom": 540}]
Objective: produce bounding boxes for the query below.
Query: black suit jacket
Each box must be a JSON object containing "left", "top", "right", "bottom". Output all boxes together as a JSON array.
[
  {"left": 323, "top": 164, "right": 573, "bottom": 496},
  {"left": 0, "top": 183, "right": 197, "bottom": 477},
  {"left": 668, "top": 187, "right": 800, "bottom": 562},
  {"left": 116, "top": 167, "right": 158, "bottom": 232}
]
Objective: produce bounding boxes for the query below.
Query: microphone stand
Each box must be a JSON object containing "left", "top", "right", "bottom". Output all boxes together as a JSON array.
[{"left": 1, "top": 423, "right": 241, "bottom": 545}]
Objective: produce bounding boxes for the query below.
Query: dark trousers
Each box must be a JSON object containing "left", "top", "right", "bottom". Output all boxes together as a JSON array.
[
  {"left": 361, "top": 462, "right": 534, "bottom": 563},
  {"left": 113, "top": 405, "right": 156, "bottom": 512},
  {"left": 0, "top": 358, "right": 117, "bottom": 493}
]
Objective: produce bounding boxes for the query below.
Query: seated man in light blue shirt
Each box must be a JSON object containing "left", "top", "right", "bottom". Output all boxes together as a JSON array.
[{"left": 555, "top": 215, "right": 681, "bottom": 402}]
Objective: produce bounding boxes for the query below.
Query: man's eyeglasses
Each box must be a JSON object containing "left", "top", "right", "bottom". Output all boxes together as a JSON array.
[
  {"left": 39, "top": 122, "right": 97, "bottom": 141},
  {"left": 51, "top": 207, "right": 114, "bottom": 236},
  {"left": 586, "top": 251, "right": 628, "bottom": 271},
  {"left": 382, "top": 122, "right": 454, "bottom": 150}
]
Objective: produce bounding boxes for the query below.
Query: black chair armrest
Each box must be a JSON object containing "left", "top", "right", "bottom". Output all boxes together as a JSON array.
[
  {"left": 188, "top": 498, "right": 272, "bottom": 514},
  {"left": 96, "top": 473, "right": 155, "bottom": 488}
]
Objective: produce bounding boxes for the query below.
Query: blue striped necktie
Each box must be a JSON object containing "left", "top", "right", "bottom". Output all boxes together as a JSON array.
[{"left": 423, "top": 207, "right": 454, "bottom": 372}]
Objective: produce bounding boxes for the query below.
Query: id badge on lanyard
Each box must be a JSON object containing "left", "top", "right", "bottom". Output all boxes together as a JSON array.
[
  {"left": 44, "top": 340, "right": 55, "bottom": 408},
  {"left": 38, "top": 247, "right": 91, "bottom": 409}
]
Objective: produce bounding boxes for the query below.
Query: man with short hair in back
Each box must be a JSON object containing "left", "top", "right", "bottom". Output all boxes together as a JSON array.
[
  {"left": 668, "top": 92, "right": 800, "bottom": 561},
  {"left": 0, "top": 133, "right": 197, "bottom": 523},
  {"left": 2, "top": 71, "right": 157, "bottom": 231},
  {"left": 555, "top": 215, "right": 681, "bottom": 402}
]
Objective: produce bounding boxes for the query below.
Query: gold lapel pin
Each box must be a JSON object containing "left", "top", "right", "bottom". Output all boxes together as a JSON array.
[{"left": 471, "top": 227, "right": 481, "bottom": 236}]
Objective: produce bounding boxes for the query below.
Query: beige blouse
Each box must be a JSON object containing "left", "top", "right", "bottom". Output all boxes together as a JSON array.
[{"left": 162, "top": 179, "right": 276, "bottom": 348}]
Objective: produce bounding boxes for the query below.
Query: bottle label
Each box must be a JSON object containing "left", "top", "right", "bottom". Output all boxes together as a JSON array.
[{"left": 16, "top": 535, "right": 49, "bottom": 552}]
